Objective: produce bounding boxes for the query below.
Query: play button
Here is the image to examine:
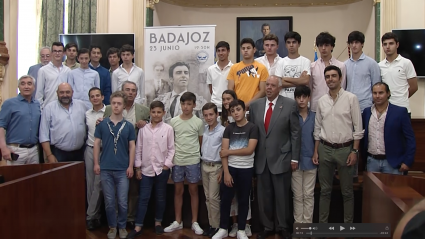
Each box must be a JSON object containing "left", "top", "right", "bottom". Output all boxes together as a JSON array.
[{"left": 340, "top": 226, "right": 345, "bottom": 231}]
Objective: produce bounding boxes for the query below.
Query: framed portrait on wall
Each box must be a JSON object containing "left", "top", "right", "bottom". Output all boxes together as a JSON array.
[{"left": 236, "top": 16, "right": 293, "bottom": 61}]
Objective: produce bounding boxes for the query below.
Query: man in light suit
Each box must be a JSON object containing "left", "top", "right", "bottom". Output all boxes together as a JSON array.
[
  {"left": 145, "top": 62, "right": 171, "bottom": 106},
  {"left": 249, "top": 75, "right": 301, "bottom": 239},
  {"left": 362, "top": 82, "right": 416, "bottom": 175}
]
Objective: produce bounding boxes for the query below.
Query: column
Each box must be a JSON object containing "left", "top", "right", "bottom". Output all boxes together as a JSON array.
[
  {"left": 133, "top": 0, "right": 146, "bottom": 68},
  {"left": 96, "top": 0, "right": 109, "bottom": 33},
  {"left": 374, "top": 0, "right": 380, "bottom": 62},
  {"left": 380, "top": 0, "right": 397, "bottom": 61}
]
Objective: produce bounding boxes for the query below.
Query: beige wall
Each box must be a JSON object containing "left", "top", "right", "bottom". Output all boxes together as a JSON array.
[
  {"left": 154, "top": 0, "right": 376, "bottom": 63},
  {"left": 108, "top": 0, "right": 134, "bottom": 33}
]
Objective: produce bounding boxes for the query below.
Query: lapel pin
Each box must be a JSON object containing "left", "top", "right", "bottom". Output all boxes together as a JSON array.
[{"left": 279, "top": 106, "right": 283, "bottom": 109}]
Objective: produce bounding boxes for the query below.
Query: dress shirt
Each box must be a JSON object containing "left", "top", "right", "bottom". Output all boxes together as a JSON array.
[
  {"left": 314, "top": 88, "right": 364, "bottom": 143},
  {"left": 310, "top": 57, "right": 346, "bottom": 112},
  {"left": 298, "top": 110, "right": 317, "bottom": 170},
  {"left": 90, "top": 63, "right": 112, "bottom": 105},
  {"left": 67, "top": 68, "right": 101, "bottom": 109},
  {"left": 123, "top": 102, "right": 136, "bottom": 127},
  {"left": 379, "top": 54, "right": 416, "bottom": 113},
  {"left": 27, "top": 63, "right": 43, "bottom": 98},
  {"left": 111, "top": 64, "right": 145, "bottom": 104},
  {"left": 255, "top": 54, "right": 282, "bottom": 75},
  {"left": 85, "top": 105, "right": 106, "bottom": 146},
  {"left": 36, "top": 62, "right": 71, "bottom": 109},
  {"left": 367, "top": 104, "right": 388, "bottom": 155},
  {"left": 135, "top": 122, "right": 175, "bottom": 176},
  {"left": 207, "top": 61, "right": 233, "bottom": 112},
  {"left": 39, "top": 99, "right": 87, "bottom": 151},
  {"left": 0, "top": 94, "right": 40, "bottom": 144},
  {"left": 201, "top": 124, "right": 225, "bottom": 163},
  {"left": 62, "top": 61, "right": 80, "bottom": 70},
  {"left": 345, "top": 53, "right": 381, "bottom": 112},
  {"left": 263, "top": 96, "right": 278, "bottom": 122}
]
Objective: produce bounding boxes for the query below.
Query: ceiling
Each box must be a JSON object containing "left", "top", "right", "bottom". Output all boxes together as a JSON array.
[{"left": 159, "top": 0, "right": 363, "bottom": 8}]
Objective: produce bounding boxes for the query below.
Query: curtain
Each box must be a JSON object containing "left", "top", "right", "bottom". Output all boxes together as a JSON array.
[
  {"left": 68, "top": 0, "right": 97, "bottom": 33},
  {"left": 39, "top": 0, "right": 64, "bottom": 49}
]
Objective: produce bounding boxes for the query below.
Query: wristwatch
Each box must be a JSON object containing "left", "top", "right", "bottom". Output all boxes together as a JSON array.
[{"left": 351, "top": 149, "right": 359, "bottom": 154}]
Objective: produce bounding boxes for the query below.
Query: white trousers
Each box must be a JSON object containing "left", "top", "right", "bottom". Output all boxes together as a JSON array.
[{"left": 291, "top": 168, "right": 317, "bottom": 223}]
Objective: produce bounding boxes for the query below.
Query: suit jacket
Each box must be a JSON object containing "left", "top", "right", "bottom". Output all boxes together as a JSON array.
[
  {"left": 250, "top": 95, "right": 301, "bottom": 174},
  {"left": 103, "top": 103, "right": 150, "bottom": 138},
  {"left": 362, "top": 103, "right": 416, "bottom": 168},
  {"left": 145, "top": 79, "right": 171, "bottom": 106}
]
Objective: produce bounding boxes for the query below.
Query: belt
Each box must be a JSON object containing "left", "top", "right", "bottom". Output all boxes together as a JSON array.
[
  {"left": 86, "top": 145, "right": 102, "bottom": 151},
  {"left": 8, "top": 143, "right": 36, "bottom": 148},
  {"left": 368, "top": 153, "right": 386, "bottom": 160},
  {"left": 320, "top": 139, "right": 353, "bottom": 149},
  {"left": 203, "top": 161, "right": 222, "bottom": 166}
]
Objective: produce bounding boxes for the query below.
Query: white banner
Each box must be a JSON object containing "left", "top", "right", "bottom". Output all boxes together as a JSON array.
[{"left": 144, "top": 25, "right": 216, "bottom": 123}]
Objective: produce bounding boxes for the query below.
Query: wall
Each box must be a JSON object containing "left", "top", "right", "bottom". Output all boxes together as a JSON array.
[
  {"left": 154, "top": 0, "right": 376, "bottom": 63},
  {"left": 108, "top": 0, "right": 134, "bottom": 33}
]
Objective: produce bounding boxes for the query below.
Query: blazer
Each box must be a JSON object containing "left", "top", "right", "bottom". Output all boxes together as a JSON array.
[
  {"left": 250, "top": 95, "right": 301, "bottom": 175},
  {"left": 362, "top": 103, "right": 416, "bottom": 168},
  {"left": 103, "top": 103, "right": 150, "bottom": 138}
]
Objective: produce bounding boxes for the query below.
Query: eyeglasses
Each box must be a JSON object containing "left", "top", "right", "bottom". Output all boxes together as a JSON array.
[{"left": 53, "top": 50, "right": 63, "bottom": 54}]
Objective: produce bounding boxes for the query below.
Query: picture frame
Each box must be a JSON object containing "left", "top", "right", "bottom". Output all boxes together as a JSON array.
[{"left": 236, "top": 16, "right": 293, "bottom": 61}]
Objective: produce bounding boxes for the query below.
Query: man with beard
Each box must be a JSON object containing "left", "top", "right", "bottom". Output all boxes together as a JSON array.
[
  {"left": 154, "top": 62, "right": 208, "bottom": 124},
  {"left": 39, "top": 83, "right": 87, "bottom": 163},
  {"left": 27, "top": 47, "right": 51, "bottom": 98}
]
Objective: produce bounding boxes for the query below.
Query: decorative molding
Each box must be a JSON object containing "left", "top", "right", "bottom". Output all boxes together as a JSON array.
[
  {"left": 160, "top": 0, "right": 362, "bottom": 8},
  {"left": 147, "top": 0, "right": 159, "bottom": 9},
  {"left": 96, "top": 0, "right": 109, "bottom": 33}
]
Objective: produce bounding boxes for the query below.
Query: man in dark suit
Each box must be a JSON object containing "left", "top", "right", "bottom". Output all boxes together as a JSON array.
[
  {"left": 249, "top": 75, "right": 301, "bottom": 239},
  {"left": 362, "top": 82, "right": 416, "bottom": 174}
]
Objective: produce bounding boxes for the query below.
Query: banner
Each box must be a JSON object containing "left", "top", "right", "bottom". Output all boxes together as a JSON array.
[{"left": 144, "top": 25, "right": 216, "bottom": 123}]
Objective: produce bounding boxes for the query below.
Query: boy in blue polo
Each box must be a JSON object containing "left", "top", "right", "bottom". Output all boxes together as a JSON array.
[{"left": 94, "top": 91, "right": 136, "bottom": 239}]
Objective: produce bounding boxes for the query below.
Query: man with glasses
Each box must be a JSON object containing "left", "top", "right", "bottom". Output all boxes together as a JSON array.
[
  {"left": 36, "top": 42, "right": 71, "bottom": 110},
  {"left": 28, "top": 47, "right": 51, "bottom": 98}
]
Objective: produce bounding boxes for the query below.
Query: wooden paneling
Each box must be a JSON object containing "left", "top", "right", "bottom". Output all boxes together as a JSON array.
[
  {"left": 0, "top": 162, "right": 86, "bottom": 239},
  {"left": 0, "top": 162, "right": 68, "bottom": 182},
  {"left": 411, "top": 119, "right": 425, "bottom": 171}
]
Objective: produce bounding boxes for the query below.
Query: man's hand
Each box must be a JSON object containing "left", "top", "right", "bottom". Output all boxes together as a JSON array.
[
  {"left": 47, "top": 154, "right": 58, "bottom": 163},
  {"left": 1, "top": 146, "right": 11, "bottom": 161},
  {"left": 399, "top": 163, "right": 410, "bottom": 172},
  {"left": 217, "top": 169, "right": 223, "bottom": 183},
  {"left": 220, "top": 149, "right": 230, "bottom": 158},
  {"left": 136, "top": 120, "right": 147, "bottom": 129},
  {"left": 94, "top": 164, "right": 100, "bottom": 175},
  {"left": 301, "top": 71, "right": 308, "bottom": 77},
  {"left": 291, "top": 162, "right": 298, "bottom": 171},
  {"left": 163, "top": 166, "right": 169, "bottom": 170},
  {"left": 224, "top": 172, "right": 233, "bottom": 187},
  {"left": 127, "top": 167, "right": 134, "bottom": 178},
  {"left": 136, "top": 170, "right": 142, "bottom": 180},
  {"left": 312, "top": 152, "right": 319, "bottom": 165},
  {"left": 346, "top": 152, "right": 357, "bottom": 166},
  {"left": 96, "top": 117, "right": 104, "bottom": 125}
]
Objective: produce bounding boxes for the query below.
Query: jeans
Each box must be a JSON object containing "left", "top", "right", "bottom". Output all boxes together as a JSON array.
[
  {"left": 366, "top": 156, "right": 403, "bottom": 175},
  {"left": 101, "top": 170, "right": 129, "bottom": 229},
  {"left": 134, "top": 170, "right": 170, "bottom": 227},
  {"left": 220, "top": 166, "right": 253, "bottom": 230}
]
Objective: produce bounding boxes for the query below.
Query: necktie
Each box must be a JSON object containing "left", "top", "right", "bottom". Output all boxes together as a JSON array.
[
  {"left": 169, "top": 95, "right": 179, "bottom": 118},
  {"left": 264, "top": 102, "right": 273, "bottom": 133}
]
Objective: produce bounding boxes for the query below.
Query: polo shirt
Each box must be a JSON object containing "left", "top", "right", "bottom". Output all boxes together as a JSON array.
[
  {"left": 379, "top": 54, "right": 416, "bottom": 113},
  {"left": 207, "top": 61, "right": 233, "bottom": 112},
  {"left": 94, "top": 117, "right": 136, "bottom": 170}
]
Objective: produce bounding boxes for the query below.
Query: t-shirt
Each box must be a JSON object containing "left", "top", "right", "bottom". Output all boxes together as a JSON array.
[
  {"left": 94, "top": 117, "right": 136, "bottom": 171},
  {"left": 223, "top": 121, "right": 259, "bottom": 168},
  {"left": 275, "top": 56, "right": 311, "bottom": 99},
  {"left": 227, "top": 61, "right": 269, "bottom": 104},
  {"left": 170, "top": 115, "right": 204, "bottom": 166}
]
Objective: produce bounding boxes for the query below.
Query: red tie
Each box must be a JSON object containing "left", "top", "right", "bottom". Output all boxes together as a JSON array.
[{"left": 264, "top": 102, "right": 273, "bottom": 133}]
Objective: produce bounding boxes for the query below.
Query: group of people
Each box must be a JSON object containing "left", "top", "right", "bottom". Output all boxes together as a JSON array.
[{"left": 0, "top": 29, "right": 417, "bottom": 239}]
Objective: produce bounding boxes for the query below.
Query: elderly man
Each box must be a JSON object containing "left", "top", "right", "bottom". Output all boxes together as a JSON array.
[
  {"left": 154, "top": 62, "right": 208, "bottom": 124},
  {"left": 39, "top": 83, "right": 87, "bottom": 163},
  {"left": 28, "top": 47, "right": 51, "bottom": 98},
  {"left": 249, "top": 75, "right": 301, "bottom": 239},
  {"left": 0, "top": 75, "right": 41, "bottom": 165}
]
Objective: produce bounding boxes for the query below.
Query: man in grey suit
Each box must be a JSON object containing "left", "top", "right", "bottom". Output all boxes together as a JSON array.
[{"left": 249, "top": 75, "right": 301, "bottom": 239}]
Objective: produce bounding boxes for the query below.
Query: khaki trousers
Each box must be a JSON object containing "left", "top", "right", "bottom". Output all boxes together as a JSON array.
[
  {"left": 202, "top": 162, "right": 222, "bottom": 228},
  {"left": 291, "top": 168, "right": 317, "bottom": 223}
]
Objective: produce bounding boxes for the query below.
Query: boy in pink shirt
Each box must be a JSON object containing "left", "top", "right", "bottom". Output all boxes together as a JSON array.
[{"left": 127, "top": 101, "right": 175, "bottom": 238}]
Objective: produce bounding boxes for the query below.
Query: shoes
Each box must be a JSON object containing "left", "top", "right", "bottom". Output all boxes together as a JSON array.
[
  {"left": 245, "top": 224, "right": 252, "bottom": 237},
  {"left": 155, "top": 225, "right": 164, "bottom": 235},
  {"left": 257, "top": 230, "right": 274, "bottom": 239},
  {"left": 127, "top": 228, "right": 142, "bottom": 239},
  {"left": 203, "top": 226, "right": 211, "bottom": 236},
  {"left": 229, "top": 223, "right": 238, "bottom": 237},
  {"left": 203, "top": 226, "right": 219, "bottom": 237},
  {"left": 164, "top": 221, "right": 183, "bottom": 232},
  {"left": 107, "top": 228, "right": 117, "bottom": 239},
  {"left": 127, "top": 221, "right": 136, "bottom": 229},
  {"left": 192, "top": 222, "right": 204, "bottom": 235},
  {"left": 118, "top": 228, "right": 128, "bottom": 239},
  {"left": 212, "top": 228, "right": 229, "bottom": 239},
  {"left": 237, "top": 230, "right": 249, "bottom": 239},
  {"left": 279, "top": 229, "right": 292, "bottom": 239},
  {"left": 86, "top": 219, "right": 101, "bottom": 231}
]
